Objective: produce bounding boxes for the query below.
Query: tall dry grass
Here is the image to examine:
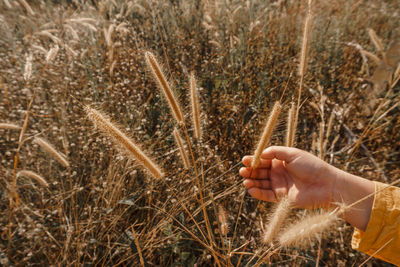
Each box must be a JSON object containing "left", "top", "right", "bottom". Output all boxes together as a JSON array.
[{"left": 0, "top": 0, "right": 399, "bottom": 266}]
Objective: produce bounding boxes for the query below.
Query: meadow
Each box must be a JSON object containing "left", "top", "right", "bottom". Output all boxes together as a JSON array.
[{"left": 0, "top": 0, "right": 399, "bottom": 266}]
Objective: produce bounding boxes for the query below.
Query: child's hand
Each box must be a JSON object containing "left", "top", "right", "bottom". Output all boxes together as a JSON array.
[
  {"left": 239, "top": 146, "right": 337, "bottom": 209},
  {"left": 239, "top": 146, "right": 375, "bottom": 231}
]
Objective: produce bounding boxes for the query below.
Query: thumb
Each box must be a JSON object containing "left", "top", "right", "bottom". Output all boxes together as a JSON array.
[{"left": 261, "top": 146, "right": 300, "bottom": 164}]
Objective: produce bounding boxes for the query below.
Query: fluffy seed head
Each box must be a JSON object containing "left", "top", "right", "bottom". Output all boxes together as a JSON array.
[
  {"left": 0, "top": 123, "right": 21, "bottom": 130},
  {"left": 34, "top": 137, "right": 69, "bottom": 168},
  {"left": 298, "top": 3, "right": 312, "bottom": 78},
  {"left": 251, "top": 101, "right": 282, "bottom": 168},
  {"left": 86, "top": 107, "right": 164, "bottom": 179},
  {"left": 279, "top": 211, "right": 338, "bottom": 248},
  {"left": 145, "top": 51, "right": 184, "bottom": 124},
  {"left": 190, "top": 72, "right": 202, "bottom": 140},
  {"left": 218, "top": 204, "right": 229, "bottom": 235},
  {"left": 285, "top": 102, "right": 296, "bottom": 147},
  {"left": 24, "top": 53, "right": 33, "bottom": 82},
  {"left": 263, "top": 197, "right": 291, "bottom": 244},
  {"left": 173, "top": 128, "right": 190, "bottom": 170},
  {"left": 46, "top": 45, "right": 59, "bottom": 63},
  {"left": 17, "top": 170, "right": 48, "bottom": 187}
]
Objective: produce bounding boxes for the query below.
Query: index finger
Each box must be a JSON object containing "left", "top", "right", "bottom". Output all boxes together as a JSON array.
[{"left": 242, "top": 156, "right": 272, "bottom": 168}]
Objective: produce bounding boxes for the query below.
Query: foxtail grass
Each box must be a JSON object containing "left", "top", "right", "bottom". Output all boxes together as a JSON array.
[
  {"left": 17, "top": 170, "right": 48, "bottom": 187},
  {"left": 251, "top": 101, "right": 282, "bottom": 168},
  {"left": 285, "top": 102, "right": 296, "bottom": 147},
  {"left": 190, "top": 72, "right": 202, "bottom": 140},
  {"left": 173, "top": 128, "right": 190, "bottom": 170},
  {"left": 368, "top": 28, "right": 384, "bottom": 54},
  {"left": 34, "top": 137, "right": 69, "bottom": 168},
  {"left": 0, "top": 123, "right": 21, "bottom": 130},
  {"left": 86, "top": 106, "right": 164, "bottom": 179},
  {"left": 294, "top": 0, "right": 313, "bottom": 147},
  {"left": 279, "top": 210, "right": 339, "bottom": 247},
  {"left": 145, "top": 51, "right": 184, "bottom": 124},
  {"left": 218, "top": 204, "right": 229, "bottom": 236},
  {"left": 263, "top": 197, "right": 291, "bottom": 244}
]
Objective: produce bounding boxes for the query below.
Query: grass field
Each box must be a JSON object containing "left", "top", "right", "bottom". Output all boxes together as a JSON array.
[{"left": 0, "top": 0, "right": 399, "bottom": 266}]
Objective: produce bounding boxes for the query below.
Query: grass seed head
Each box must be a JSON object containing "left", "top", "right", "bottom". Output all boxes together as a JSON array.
[
  {"left": 145, "top": 51, "right": 184, "bottom": 124},
  {"left": 86, "top": 106, "right": 164, "bottom": 179},
  {"left": 251, "top": 101, "right": 282, "bottom": 168}
]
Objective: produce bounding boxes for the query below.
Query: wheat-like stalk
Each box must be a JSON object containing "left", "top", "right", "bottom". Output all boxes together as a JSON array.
[
  {"left": 285, "top": 102, "right": 296, "bottom": 147},
  {"left": 190, "top": 72, "right": 202, "bottom": 140},
  {"left": 17, "top": 170, "right": 48, "bottom": 187},
  {"left": 86, "top": 107, "right": 164, "bottom": 179},
  {"left": 173, "top": 128, "right": 190, "bottom": 170},
  {"left": 24, "top": 53, "right": 33, "bottom": 82},
  {"left": 34, "top": 137, "right": 69, "bottom": 168},
  {"left": 218, "top": 204, "right": 229, "bottom": 236},
  {"left": 19, "top": 0, "right": 35, "bottom": 16},
  {"left": 251, "top": 101, "right": 282, "bottom": 169},
  {"left": 368, "top": 28, "right": 384, "bottom": 54},
  {"left": 298, "top": 1, "right": 312, "bottom": 78},
  {"left": 263, "top": 197, "right": 291, "bottom": 244},
  {"left": 145, "top": 51, "right": 184, "bottom": 124},
  {"left": 0, "top": 123, "right": 21, "bottom": 130},
  {"left": 279, "top": 211, "right": 338, "bottom": 247},
  {"left": 45, "top": 45, "right": 59, "bottom": 64}
]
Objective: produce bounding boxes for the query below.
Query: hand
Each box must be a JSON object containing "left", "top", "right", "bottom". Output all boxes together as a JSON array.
[
  {"left": 239, "top": 146, "right": 375, "bottom": 231},
  {"left": 239, "top": 146, "right": 338, "bottom": 209}
]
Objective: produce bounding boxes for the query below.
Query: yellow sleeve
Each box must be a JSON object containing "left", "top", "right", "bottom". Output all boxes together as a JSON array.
[{"left": 352, "top": 181, "right": 400, "bottom": 265}]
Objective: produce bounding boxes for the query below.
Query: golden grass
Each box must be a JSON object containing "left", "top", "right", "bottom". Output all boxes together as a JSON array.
[
  {"left": 34, "top": 137, "right": 69, "bottom": 168},
  {"left": 173, "top": 127, "right": 190, "bottom": 169},
  {"left": 86, "top": 106, "right": 164, "bottom": 179},
  {"left": 145, "top": 51, "right": 184, "bottom": 124},
  {"left": 251, "top": 101, "right": 282, "bottom": 168},
  {"left": 17, "top": 170, "right": 49, "bottom": 187},
  {"left": 190, "top": 72, "right": 202, "bottom": 140}
]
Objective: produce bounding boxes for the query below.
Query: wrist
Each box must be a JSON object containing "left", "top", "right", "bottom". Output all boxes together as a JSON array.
[{"left": 330, "top": 166, "right": 375, "bottom": 231}]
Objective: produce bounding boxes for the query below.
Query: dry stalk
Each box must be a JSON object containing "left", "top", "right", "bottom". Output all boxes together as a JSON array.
[
  {"left": 190, "top": 72, "right": 202, "bottom": 140},
  {"left": 145, "top": 51, "right": 184, "bottom": 124},
  {"left": 86, "top": 107, "right": 164, "bottom": 179},
  {"left": 34, "top": 137, "right": 69, "bottom": 168},
  {"left": 263, "top": 197, "right": 291, "bottom": 244},
  {"left": 173, "top": 128, "right": 190, "bottom": 169},
  {"left": 251, "top": 101, "right": 282, "bottom": 169},
  {"left": 17, "top": 170, "right": 49, "bottom": 187}
]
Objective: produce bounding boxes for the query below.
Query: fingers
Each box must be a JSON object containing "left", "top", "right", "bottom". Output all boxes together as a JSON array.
[
  {"left": 239, "top": 167, "right": 269, "bottom": 179},
  {"left": 247, "top": 187, "right": 277, "bottom": 202},
  {"left": 243, "top": 178, "right": 271, "bottom": 190},
  {"left": 242, "top": 156, "right": 271, "bottom": 168},
  {"left": 261, "top": 146, "right": 300, "bottom": 163}
]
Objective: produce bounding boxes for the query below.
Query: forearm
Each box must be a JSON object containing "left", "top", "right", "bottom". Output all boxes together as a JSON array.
[{"left": 330, "top": 166, "right": 375, "bottom": 231}]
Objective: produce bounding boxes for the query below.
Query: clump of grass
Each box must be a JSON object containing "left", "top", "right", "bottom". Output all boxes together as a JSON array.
[
  {"left": 251, "top": 101, "right": 282, "bottom": 168},
  {"left": 85, "top": 106, "right": 164, "bottom": 179},
  {"left": 279, "top": 210, "right": 339, "bottom": 247},
  {"left": 17, "top": 170, "right": 49, "bottom": 187},
  {"left": 145, "top": 51, "right": 184, "bottom": 125},
  {"left": 173, "top": 127, "right": 190, "bottom": 170},
  {"left": 34, "top": 137, "right": 69, "bottom": 168},
  {"left": 263, "top": 197, "right": 291, "bottom": 244}
]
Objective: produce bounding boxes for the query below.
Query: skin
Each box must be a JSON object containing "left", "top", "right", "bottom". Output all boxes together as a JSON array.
[{"left": 239, "top": 146, "right": 375, "bottom": 231}]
